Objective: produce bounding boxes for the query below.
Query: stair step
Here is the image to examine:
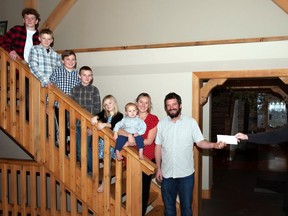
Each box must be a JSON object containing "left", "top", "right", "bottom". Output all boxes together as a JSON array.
[
  {"left": 145, "top": 205, "right": 164, "bottom": 216},
  {"left": 147, "top": 191, "right": 158, "bottom": 206}
]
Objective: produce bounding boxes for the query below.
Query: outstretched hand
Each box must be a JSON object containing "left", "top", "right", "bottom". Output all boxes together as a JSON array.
[
  {"left": 213, "top": 141, "right": 226, "bottom": 149},
  {"left": 235, "top": 133, "right": 248, "bottom": 142}
]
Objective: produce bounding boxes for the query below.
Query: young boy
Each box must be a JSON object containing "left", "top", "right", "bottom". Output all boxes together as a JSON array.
[
  {"left": 71, "top": 66, "right": 101, "bottom": 173},
  {"left": 28, "top": 28, "right": 61, "bottom": 87},
  {"left": 50, "top": 50, "right": 80, "bottom": 153},
  {"left": 0, "top": 8, "right": 40, "bottom": 63},
  {"left": 50, "top": 50, "right": 80, "bottom": 95},
  {"left": 113, "top": 102, "right": 146, "bottom": 160}
]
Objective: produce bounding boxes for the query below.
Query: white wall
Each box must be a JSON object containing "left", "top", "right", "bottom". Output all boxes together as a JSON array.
[
  {"left": 1, "top": 0, "right": 288, "bottom": 191},
  {"left": 1, "top": 0, "right": 288, "bottom": 50},
  {"left": 75, "top": 40, "right": 288, "bottom": 191},
  {"left": 76, "top": 40, "right": 288, "bottom": 118}
]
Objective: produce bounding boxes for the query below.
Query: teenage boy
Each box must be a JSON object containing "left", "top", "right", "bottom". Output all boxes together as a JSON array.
[
  {"left": 1, "top": 8, "right": 40, "bottom": 121},
  {"left": 71, "top": 66, "right": 101, "bottom": 173},
  {"left": 0, "top": 8, "right": 40, "bottom": 63},
  {"left": 28, "top": 28, "right": 61, "bottom": 87}
]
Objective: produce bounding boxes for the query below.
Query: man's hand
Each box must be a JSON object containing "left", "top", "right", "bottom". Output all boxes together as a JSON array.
[
  {"left": 156, "top": 168, "right": 163, "bottom": 183},
  {"left": 235, "top": 133, "right": 248, "bottom": 142},
  {"left": 213, "top": 141, "right": 226, "bottom": 149}
]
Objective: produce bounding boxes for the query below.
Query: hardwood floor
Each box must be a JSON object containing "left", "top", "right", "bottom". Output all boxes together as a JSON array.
[{"left": 199, "top": 142, "right": 288, "bottom": 216}]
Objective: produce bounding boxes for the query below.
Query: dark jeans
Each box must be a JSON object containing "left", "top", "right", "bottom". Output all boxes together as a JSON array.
[
  {"left": 142, "top": 158, "right": 155, "bottom": 216},
  {"left": 76, "top": 125, "right": 92, "bottom": 173},
  {"left": 161, "top": 173, "right": 194, "bottom": 216},
  {"left": 115, "top": 135, "right": 144, "bottom": 151}
]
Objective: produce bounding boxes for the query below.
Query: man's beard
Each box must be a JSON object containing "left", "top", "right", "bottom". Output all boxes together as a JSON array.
[{"left": 166, "top": 108, "right": 181, "bottom": 118}]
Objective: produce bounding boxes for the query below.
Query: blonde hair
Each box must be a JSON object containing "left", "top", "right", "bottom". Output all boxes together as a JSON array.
[
  {"left": 136, "top": 92, "right": 152, "bottom": 113},
  {"left": 125, "top": 102, "right": 137, "bottom": 112},
  {"left": 102, "top": 95, "right": 119, "bottom": 118}
]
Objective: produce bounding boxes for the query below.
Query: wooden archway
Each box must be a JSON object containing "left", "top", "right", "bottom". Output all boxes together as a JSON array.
[{"left": 192, "top": 68, "right": 288, "bottom": 216}]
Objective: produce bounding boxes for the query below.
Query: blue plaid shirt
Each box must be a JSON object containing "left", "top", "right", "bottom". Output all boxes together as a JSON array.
[
  {"left": 50, "top": 64, "right": 80, "bottom": 95},
  {"left": 28, "top": 44, "right": 61, "bottom": 87}
]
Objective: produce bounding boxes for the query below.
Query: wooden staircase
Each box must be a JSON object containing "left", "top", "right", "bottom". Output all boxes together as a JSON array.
[{"left": 0, "top": 47, "right": 163, "bottom": 215}]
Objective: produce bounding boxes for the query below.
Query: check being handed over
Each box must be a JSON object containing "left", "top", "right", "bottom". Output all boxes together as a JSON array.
[{"left": 217, "top": 135, "right": 238, "bottom": 145}]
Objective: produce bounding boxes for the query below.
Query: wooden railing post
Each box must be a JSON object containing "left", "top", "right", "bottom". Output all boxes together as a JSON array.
[
  {"left": 125, "top": 153, "right": 142, "bottom": 216},
  {"left": 0, "top": 48, "right": 157, "bottom": 216}
]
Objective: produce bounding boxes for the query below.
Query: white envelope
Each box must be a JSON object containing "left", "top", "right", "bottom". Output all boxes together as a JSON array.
[{"left": 217, "top": 135, "right": 238, "bottom": 145}]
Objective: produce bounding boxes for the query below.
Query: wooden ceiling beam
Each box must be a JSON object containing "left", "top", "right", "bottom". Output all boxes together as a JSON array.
[
  {"left": 273, "top": 0, "right": 288, "bottom": 14},
  {"left": 24, "top": 0, "right": 38, "bottom": 9},
  {"left": 40, "top": 0, "right": 77, "bottom": 31}
]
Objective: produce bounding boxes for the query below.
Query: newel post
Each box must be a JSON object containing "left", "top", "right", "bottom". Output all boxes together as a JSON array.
[{"left": 125, "top": 153, "right": 142, "bottom": 216}]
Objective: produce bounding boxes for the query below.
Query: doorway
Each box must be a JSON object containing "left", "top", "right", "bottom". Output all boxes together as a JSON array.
[{"left": 192, "top": 69, "right": 288, "bottom": 216}]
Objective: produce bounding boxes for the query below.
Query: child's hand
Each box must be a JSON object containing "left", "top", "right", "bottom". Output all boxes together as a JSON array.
[
  {"left": 91, "top": 116, "right": 98, "bottom": 125},
  {"left": 97, "top": 122, "right": 106, "bottom": 130},
  {"left": 133, "top": 133, "right": 139, "bottom": 137}
]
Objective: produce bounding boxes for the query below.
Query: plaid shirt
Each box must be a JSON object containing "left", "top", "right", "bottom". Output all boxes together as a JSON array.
[
  {"left": 0, "top": 25, "right": 39, "bottom": 59},
  {"left": 50, "top": 65, "right": 80, "bottom": 95},
  {"left": 29, "top": 44, "right": 61, "bottom": 87},
  {"left": 71, "top": 83, "right": 101, "bottom": 115}
]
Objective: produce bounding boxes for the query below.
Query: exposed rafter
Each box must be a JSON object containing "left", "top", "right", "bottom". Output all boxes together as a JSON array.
[
  {"left": 273, "top": 0, "right": 288, "bottom": 14},
  {"left": 40, "top": 0, "right": 77, "bottom": 31},
  {"left": 24, "top": 0, "right": 37, "bottom": 9}
]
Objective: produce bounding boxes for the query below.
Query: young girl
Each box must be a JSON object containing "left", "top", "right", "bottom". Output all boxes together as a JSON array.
[{"left": 90, "top": 95, "right": 123, "bottom": 192}]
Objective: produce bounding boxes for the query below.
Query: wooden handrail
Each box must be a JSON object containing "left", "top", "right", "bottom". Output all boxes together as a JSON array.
[
  {"left": 0, "top": 47, "right": 157, "bottom": 215},
  {"left": 57, "top": 35, "right": 288, "bottom": 53}
]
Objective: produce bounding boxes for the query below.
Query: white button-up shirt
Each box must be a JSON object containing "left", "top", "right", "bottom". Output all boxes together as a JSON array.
[{"left": 155, "top": 115, "right": 204, "bottom": 178}]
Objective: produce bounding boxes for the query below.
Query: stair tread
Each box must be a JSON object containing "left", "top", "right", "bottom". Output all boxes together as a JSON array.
[
  {"left": 145, "top": 205, "right": 164, "bottom": 216},
  {"left": 147, "top": 191, "right": 158, "bottom": 206}
]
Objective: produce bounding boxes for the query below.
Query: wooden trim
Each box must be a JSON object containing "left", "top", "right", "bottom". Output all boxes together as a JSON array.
[
  {"left": 202, "top": 189, "right": 211, "bottom": 200},
  {"left": 193, "top": 68, "right": 288, "bottom": 216},
  {"left": 40, "top": 0, "right": 77, "bottom": 31},
  {"left": 273, "top": 0, "right": 288, "bottom": 14},
  {"left": 194, "top": 69, "right": 288, "bottom": 79},
  {"left": 58, "top": 35, "right": 288, "bottom": 53},
  {"left": 192, "top": 73, "right": 202, "bottom": 216}
]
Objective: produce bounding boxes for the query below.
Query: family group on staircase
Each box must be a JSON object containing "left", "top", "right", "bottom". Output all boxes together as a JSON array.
[{"left": 0, "top": 8, "right": 228, "bottom": 216}]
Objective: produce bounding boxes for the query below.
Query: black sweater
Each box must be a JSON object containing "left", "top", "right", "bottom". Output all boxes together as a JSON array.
[
  {"left": 96, "top": 110, "right": 123, "bottom": 130},
  {"left": 247, "top": 124, "right": 288, "bottom": 144}
]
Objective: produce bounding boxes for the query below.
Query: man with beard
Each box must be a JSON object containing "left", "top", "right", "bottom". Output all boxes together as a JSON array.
[{"left": 155, "top": 92, "right": 226, "bottom": 216}]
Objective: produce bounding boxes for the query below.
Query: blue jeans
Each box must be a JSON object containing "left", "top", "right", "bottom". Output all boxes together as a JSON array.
[
  {"left": 161, "top": 173, "right": 194, "bottom": 216},
  {"left": 115, "top": 135, "right": 144, "bottom": 151},
  {"left": 76, "top": 125, "right": 92, "bottom": 173}
]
